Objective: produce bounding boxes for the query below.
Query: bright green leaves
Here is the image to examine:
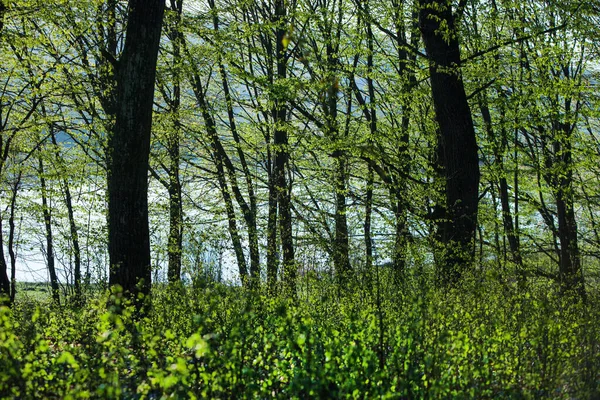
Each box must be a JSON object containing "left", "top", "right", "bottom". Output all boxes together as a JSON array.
[
  {"left": 1, "top": 282, "right": 600, "bottom": 398},
  {"left": 186, "top": 333, "right": 209, "bottom": 358}
]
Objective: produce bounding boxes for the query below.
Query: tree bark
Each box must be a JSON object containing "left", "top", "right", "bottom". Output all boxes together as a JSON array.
[
  {"left": 166, "top": 0, "right": 184, "bottom": 284},
  {"left": 267, "top": 167, "right": 279, "bottom": 290},
  {"left": 38, "top": 157, "right": 60, "bottom": 305},
  {"left": 0, "top": 0, "right": 5, "bottom": 33},
  {"left": 8, "top": 171, "right": 20, "bottom": 305},
  {"left": 108, "top": 0, "right": 165, "bottom": 302},
  {"left": 419, "top": 0, "right": 480, "bottom": 286},
  {"left": 0, "top": 221, "right": 9, "bottom": 305},
  {"left": 333, "top": 155, "right": 351, "bottom": 281},
  {"left": 364, "top": 166, "right": 374, "bottom": 272},
  {"left": 273, "top": 0, "right": 295, "bottom": 295},
  {"left": 555, "top": 120, "right": 584, "bottom": 297},
  {"left": 0, "top": 0, "right": 9, "bottom": 304}
]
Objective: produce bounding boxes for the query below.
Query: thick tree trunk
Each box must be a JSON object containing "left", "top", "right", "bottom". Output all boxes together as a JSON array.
[
  {"left": 419, "top": 0, "right": 480, "bottom": 286},
  {"left": 108, "top": 0, "right": 164, "bottom": 302}
]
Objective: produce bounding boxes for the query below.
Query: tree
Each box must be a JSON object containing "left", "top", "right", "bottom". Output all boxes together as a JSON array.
[
  {"left": 107, "top": 0, "right": 165, "bottom": 302},
  {"left": 153, "top": 0, "right": 184, "bottom": 284},
  {"left": 272, "top": 0, "right": 295, "bottom": 295},
  {"left": 418, "top": 0, "right": 480, "bottom": 286}
]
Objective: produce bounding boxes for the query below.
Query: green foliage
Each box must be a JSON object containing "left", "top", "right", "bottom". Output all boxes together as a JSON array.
[{"left": 1, "top": 279, "right": 599, "bottom": 399}]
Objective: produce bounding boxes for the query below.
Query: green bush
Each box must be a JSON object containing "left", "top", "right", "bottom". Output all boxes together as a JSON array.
[{"left": 1, "top": 279, "right": 598, "bottom": 399}]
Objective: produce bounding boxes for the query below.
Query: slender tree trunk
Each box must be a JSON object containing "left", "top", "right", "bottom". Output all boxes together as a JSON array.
[
  {"left": 0, "top": 0, "right": 5, "bottom": 33},
  {"left": 390, "top": 4, "right": 417, "bottom": 283},
  {"left": 392, "top": 192, "right": 408, "bottom": 282},
  {"left": 333, "top": 155, "right": 351, "bottom": 281},
  {"left": 364, "top": 166, "right": 374, "bottom": 271},
  {"left": 479, "top": 98, "right": 524, "bottom": 280},
  {"left": 267, "top": 170, "right": 278, "bottom": 291},
  {"left": 273, "top": 0, "right": 295, "bottom": 295},
  {"left": 166, "top": 0, "right": 184, "bottom": 284},
  {"left": 190, "top": 73, "right": 250, "bottom": 284},
  {"left": 49, "top": 132, "right": 82, "bottom": 302},
  {"left": 214, "top": 162, "right": 249, "bottom": 284},
  {"left": 209, "top": 0, "right": 260, "bottom": 283},
  {"left": 419, "top": 0, "right": 480, "bottom": 286},
  {"left": 0, "top": 1, "right": 9, "bottom": 304},
  {"left": 499, "top": 177, "right": 522, "bottom": 266},
  {"left": 358, "top": 6, "right": 376, "bottom": 280},
  {"left": 108, "top": 0, "right": 165, "bottom": 303},
  {"left": 326, "top": 46, "right": 351, "bottom": 284},
  {"left": 38, "top": 157, "right": 60, "bottom": 304},
  {"left": 8, "top": 171, "right": 20, "bottom": 305},
  {"left": 555, "top": 122, "right": 584, "bottom": 297},
  {"left": 0, "top": 222, "right": 9, "bottom": 304},
  {"left": 167, "top": 149, "right": 183, "bottom": 284}
]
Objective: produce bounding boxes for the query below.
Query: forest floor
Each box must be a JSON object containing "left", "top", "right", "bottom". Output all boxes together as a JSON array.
[{"left": 2, "top": 273, "right": 600, "bottom": 399}]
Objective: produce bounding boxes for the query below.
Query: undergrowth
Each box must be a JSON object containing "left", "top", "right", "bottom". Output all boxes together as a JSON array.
[{"left": 1, "top": 275, "right": 599, "bottom": 399}]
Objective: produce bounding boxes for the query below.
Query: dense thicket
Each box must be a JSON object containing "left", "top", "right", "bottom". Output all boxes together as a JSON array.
[{"left": 1, "top": 282, "right": 599, "bottom": 398}]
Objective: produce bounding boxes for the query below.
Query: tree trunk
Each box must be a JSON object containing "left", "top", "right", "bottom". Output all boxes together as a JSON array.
[
  {"left": 555, "top": 121, "right": 584, "bottom": 297},
  {"left": 364, "top": 166, "right": 374, "bottom": 272},
  {"left": 479, "top": 98, "right": 524, "bottom": 280},
  {"left": 50, "top": 132, "right": 82, "bottom": 302},
  {"left": 0, "top": 0, "right": 5, "bottom": 33},
  {"left": 267, "top": 170, "right": 278, "bottom": 291},
  {"left": 392, "top": 192, "right": 408, "bottom": 282},
  {"left": 8, "top": 171, "right": 20, "bottom": 305},
  {"left": 419, "top": 0, "right": 480, "bottom": 286},
  {"left": 333, "top": 155, "right": 351, "bottom": 282},
  {"left": 190, "top": 71, "right": 250, "bottom": 285},
  {"left": 273, "top": 0, "right": 295, "bottom": 295},
  {"left": 108, "top": 0, "right": 165, "bottom": 302},
  {"left": 0, "top": 0, "right": 9, "bottom": 304},
  {"left": 209, "top": 0, "right": 260, "bottom": 284},
  {"left": 0, "top": 221, "right": 9, "bottom": 305},
  {"left": 38, "top": 157, "right": 60, "bottom": 305},
  {"left": 166, "top": 0, "right": 184, "bottom": 284}
]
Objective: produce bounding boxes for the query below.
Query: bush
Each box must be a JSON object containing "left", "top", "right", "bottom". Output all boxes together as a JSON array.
[{"left": 1, "top": 279, "right": 599, "bottom": 399}]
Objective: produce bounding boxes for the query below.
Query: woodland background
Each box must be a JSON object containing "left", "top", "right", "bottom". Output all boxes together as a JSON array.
[{"left": 0, "top": 0, "right": 600, "bottom": 398}]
